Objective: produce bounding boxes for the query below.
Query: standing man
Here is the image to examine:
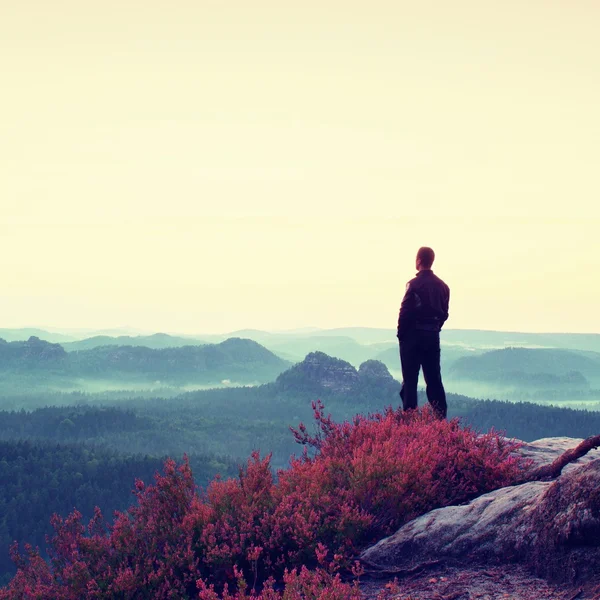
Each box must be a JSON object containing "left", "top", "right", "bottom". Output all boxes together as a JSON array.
[{"left": 397, "top": 247, "right": 450, "bottom": 418}]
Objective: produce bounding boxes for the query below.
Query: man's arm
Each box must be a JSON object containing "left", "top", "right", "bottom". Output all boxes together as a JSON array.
[
  {"left": 439, "top": 285, "right": 450, "bottom": 329},
  {"left": 397, "top": 282, "right": 420, "bottom": 340}
]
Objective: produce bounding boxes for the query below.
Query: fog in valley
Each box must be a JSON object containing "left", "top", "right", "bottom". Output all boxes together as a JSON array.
[{"left": 1, "top": 326, "right": 599, "bottom": 409}]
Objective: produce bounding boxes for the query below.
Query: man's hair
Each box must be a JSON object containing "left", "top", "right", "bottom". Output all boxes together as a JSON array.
[{"left": 417, "top": 246, "right": 435, "bottom": 269}]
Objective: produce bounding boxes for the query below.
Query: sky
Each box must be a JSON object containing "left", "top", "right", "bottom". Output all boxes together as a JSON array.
[{"left": 1, "top": 1, "right": 599, "bottom": 335}]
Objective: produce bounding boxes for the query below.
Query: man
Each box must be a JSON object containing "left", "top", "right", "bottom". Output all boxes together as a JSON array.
[{"left": 397, "top": 246, "right": 450, "bottom": 418}]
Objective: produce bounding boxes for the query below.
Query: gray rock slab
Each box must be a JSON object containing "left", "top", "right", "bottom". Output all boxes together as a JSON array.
[
  {"left": 360, "top": 479, "right": 550, "bottom": 570},
  {"left": 361, "top": 437, "right": 600, "bottom": 585}
]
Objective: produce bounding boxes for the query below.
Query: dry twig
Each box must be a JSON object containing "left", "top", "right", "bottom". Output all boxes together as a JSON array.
[{"left": 517, "top": 435, "right": 600, "bottom": 483}]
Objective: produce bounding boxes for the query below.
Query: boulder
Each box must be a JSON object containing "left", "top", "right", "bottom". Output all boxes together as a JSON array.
[
  {"left": 360, "top": 479, "right": 551, "bottom": 570},
  {"left": 360, "top": 438, "right": 600, "bottom": 585}
]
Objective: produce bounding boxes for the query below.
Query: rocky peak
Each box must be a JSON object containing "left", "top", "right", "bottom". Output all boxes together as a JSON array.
[
  {"left": 24, "top": 337, "right": 67, "bottom": 359},
  {"left": 274, "top": 352, "right": 359, "bottom": 393},
  {"left": 300, "top": 352, "right": 359, "bottom": 392},
  {"left": 0, "top": 337, "right": 67, "bottom": 364},
  {"left": 275, "top": 353, "right": 400, "bottom": 395},
  {"left": 358, "top": 360, "right": 395, "bottom": 382}
]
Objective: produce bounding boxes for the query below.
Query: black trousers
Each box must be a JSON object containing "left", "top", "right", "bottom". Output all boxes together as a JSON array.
[{"left": 399, "top": 330, "right": 447, "bottom": 419}]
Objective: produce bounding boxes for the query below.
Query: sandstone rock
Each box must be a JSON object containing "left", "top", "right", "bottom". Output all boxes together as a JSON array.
[
  {"left": 0, "top": 336, "right": 67, "bottom": 364},
  {"left": 513, "top": 458, "right": 600, "bottom": 581},
  {"left": 360, "top": 479, "right": 551, "bottom": 570},
  {"left": 274, "top": 352, "right": 399, "bottom": 398},
  {"left": 361, "top": 438, "right": 600, "bottom": 586},
  {"left": 275, "top": 352, "right": 360, "bottom": 393},
  {"left": 358, "top": 360, "right": 396, "bottom": 383},
  {"left": 301, "top": 352, "right": 359, "bottom": 392}
]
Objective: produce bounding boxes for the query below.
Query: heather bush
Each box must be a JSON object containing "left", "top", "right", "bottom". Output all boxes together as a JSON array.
[
  {"left": 196, "top": 563, "right": 365, "bottom": 600},
  {"left": 1, "top": 405, "right": 525, "bottom": 599},
  {"left": 289, "top": 403, "right": 523, "bottom": 535}
]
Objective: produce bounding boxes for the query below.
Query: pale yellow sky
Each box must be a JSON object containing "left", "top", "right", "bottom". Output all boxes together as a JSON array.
[{"left": 1, "top": 1, "right": 599, "bottom": 334}]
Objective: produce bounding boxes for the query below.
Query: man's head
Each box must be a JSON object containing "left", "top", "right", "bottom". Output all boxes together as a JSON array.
[{"left": 416, "top": 246, "right": 435, "bottom": 271}]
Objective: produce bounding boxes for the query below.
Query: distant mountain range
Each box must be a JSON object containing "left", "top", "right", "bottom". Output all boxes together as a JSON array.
[
  {"left": 203, "top": 327, "right": 600, "bottom": 353},
  {"left": 2, "top": 326, "right": 600, "bottom": 403},
  {"left": 440, "top": 329, "right": 600, "bottom": 353},
  {"left": 200, "top": 327, "right": 397, "bottom": 346},
  {"left": 0, "top": 328, "right": 77, "bottom": 344},
  {"left": 3, "top": 325, "right": 600, "bottom": 354},
  {"left": 62, "top": 333, "right": 206, "bottom": 351},
  {"left": 374, "top": 343, "right": 483, "bottom": 375},
  {"left": 449, "top": 347, "right": 600, "bottom": 387},
  {"left": 0, "top": 336, "right": 289, "bottom": 392},
  {"left": 451, "top": 347, "right": 600, "bottom": 375}
]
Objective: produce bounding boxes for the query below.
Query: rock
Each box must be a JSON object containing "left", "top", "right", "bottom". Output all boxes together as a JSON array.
[
  {"left": 358, "top": 360, "right": 396, "bottom": 383},
  {"left": 513, "top": 458, "right": 600, "bottom": 582},
  {"left": 274, "top": 353, "right": 400, "bottom": 398},
  {"left": 518, "top": 437, "right": 600, "bottom": 470},
  {"left": 360, "top": 480, "right": 551, "bottom": 570},
  {"left": 276, "top": 352, "right": 360, "bottom": 393},
  {"left": 360, "top": 438, "right": 600, "bottom": 586},
  {"left": 0, "top": 337, "right": 67, "bottom": 366}
]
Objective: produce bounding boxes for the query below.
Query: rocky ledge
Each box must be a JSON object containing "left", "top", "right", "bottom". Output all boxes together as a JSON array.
[
  {"left": 360, "top": 437, "right": 600, "bottom": 599},
  {"left": 275, "top": 352, "right": 398, "bottom": 395}
]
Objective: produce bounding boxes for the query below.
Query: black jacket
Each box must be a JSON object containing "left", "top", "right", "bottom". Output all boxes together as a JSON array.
[{"left": 397, "top": 270, "right": 450, "bottom": 340}]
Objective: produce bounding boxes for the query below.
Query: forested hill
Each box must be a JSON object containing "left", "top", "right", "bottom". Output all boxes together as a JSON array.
[
  {"left": 449, "top": 347, "right": 600, "bottom": 387},
  {"left": 3, "top": 353, "right": 598, "bottom": 467},
  {"left": 0, "top": 336, "right": 67, "bottom": 367},
  {"left": 451, "top": 347, "right": 600, "bottom": 377},
  {"left": 0, "top": 336, "right": 290, "bottom": 389},
  {"left": 440, "top": 329, "right": 600, "bottom": 353},
  {"left": 0, "top": 439, "right": 238, "bottom": 584},
  {"left": 270, "top": 351, "right": 399, "bottom": 397},
  {"left": 68, "top": 337, "right": 288, "bottom": 381}
]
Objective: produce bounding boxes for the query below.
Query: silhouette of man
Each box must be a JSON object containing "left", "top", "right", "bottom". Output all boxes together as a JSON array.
[{"left": 397, "top": 247, "right": 450, "bottom": 418}]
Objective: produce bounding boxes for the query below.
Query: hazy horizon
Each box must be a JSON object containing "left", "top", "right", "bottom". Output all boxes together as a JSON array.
[
  {"left": 2, "top": 2, "right": 599, "bottom": 335},
  {"left": 3, "top": 323, "right": 600, "bottom": 338}
]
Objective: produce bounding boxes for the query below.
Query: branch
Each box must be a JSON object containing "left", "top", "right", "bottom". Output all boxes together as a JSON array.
[{"left": 517, "top": 435, "right": 600, "bottom": 484}]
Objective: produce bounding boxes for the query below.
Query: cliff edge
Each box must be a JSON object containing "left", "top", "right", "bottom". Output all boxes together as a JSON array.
[{"left": 360, "top": 437, "right": 600, "bottom": 599}]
